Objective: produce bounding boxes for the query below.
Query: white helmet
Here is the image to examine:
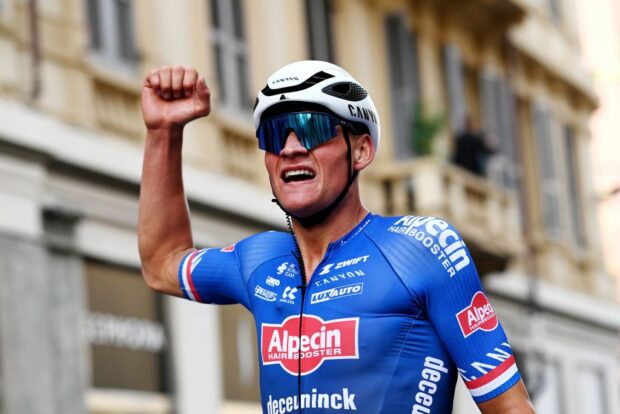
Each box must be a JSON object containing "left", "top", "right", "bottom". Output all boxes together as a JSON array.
[{"left": 253, "top": 60, "right": 380, "bottom": 151}]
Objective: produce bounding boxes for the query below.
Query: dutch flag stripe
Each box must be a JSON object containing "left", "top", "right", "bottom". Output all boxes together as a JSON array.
[
  {"left": 181, "top": 250, "right": 202, "bottom": 302},
  {"left": 465, "top": 355, "right": 518, "bottom": 398}
]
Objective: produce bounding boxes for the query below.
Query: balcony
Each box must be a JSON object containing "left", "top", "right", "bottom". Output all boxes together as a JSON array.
[
  {"left": 431, "top": 0, "right": 527, "bottom": 35},
  {"left": 371, "top": 157, "right": 522, "bottom": 274}
]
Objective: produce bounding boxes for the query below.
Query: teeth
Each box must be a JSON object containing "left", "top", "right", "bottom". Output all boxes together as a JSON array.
[
  {"left": 285, "top": 169, "right": 315, "bottom": 178},
  {"left": 284, "top": 169, "right": 314, "bottom": 183}
]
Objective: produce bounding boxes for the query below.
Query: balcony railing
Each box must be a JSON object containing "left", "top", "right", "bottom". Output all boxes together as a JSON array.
[
  {"left": 221, "top": 128, "right": 264, "bottom": 184},
  {"left": 371, "top": 157, "right": 522, "bottom": 260},
  {"left": 93, "top": 79, "right": 143, "bottom": 140}
]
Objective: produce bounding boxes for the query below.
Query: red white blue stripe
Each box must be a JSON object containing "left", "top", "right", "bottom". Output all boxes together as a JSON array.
[
  {"left": 464, "top": 355, "right": 519, "bottom": 401},
  {"left": 180, "top": 249, "right": 207, "bottom": 302}
]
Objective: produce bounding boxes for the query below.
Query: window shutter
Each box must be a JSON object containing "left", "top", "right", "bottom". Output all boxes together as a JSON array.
[
  {"left": 532, "top": 103, "right": 561, "bottom": 237},
  {"left": 305, "top": 0, "right": 334, "bottom": 62},
  {"left": 444, "top": 44, "right": 467, "bottom": 133},
  {"left": 385, "top": 14, "right": 420, "bottom": 159},
  {"left": 496, "top": 78, "right": 520, "bottom": 188},
  {"left": 210, "top": 0, "right": 250, "bottom": 110},
  {"left": 563, "top": 125, "right": 586, "bottom": 247}
]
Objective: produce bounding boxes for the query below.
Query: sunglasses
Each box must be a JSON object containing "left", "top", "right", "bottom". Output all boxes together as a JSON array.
[{"left": 256, "top": 112, "right": 356, "bottom": 154}]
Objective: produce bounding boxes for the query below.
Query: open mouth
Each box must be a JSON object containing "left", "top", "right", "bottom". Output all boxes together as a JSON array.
[{"left": 282, "top": 169, "right": 316, "bottom": 183}]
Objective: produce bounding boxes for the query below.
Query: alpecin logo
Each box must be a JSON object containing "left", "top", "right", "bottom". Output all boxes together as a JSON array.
[
  {"left": 261, "top": 315, "right": 359, "bottom": 376},
  {"left": 456, "top": 291, "right": 498, "bottom": 338}
]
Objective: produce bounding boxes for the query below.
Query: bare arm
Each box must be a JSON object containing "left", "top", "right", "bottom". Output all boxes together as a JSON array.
[
  {"left": 138, "top": 65, "right": 210, "bottom": 296},
  {"left": 478, "top": 380, "right": 536, "bottom": 414}
]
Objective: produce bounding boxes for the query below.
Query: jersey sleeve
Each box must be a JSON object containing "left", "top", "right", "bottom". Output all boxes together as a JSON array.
[
  {"left": 178, "top": 243, "right": 251, "bottom": 309},
  {"left": 373, "top": 215, "right": 521, "bottom": 403},
  {"left": 417, "top": 218, "right": 521, "bottom": 403}
]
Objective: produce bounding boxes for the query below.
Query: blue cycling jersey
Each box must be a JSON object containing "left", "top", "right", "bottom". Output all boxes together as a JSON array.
[{"left": 178, "top": 214, "right": 521, "bottom": 413}]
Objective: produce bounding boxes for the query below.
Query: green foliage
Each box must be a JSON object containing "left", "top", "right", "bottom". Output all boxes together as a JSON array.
[{"left": 410, "top": 104, "right": 444, "bottom": 155}]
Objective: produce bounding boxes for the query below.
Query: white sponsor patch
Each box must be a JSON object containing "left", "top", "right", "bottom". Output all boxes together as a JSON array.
[
  {"left": 310, "top": 283, "right": 364, "bottom": 304},
  {"left": 255, "top": 285, "right": 278, "bottom": 302},
  {"left": 266, "top": 276, "right": 280, "bottom": 287}
]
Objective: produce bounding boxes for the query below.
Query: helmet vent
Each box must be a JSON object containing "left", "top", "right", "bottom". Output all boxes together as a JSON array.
[{"left": 322, "top": 82, "right": 368, "bottom": 101}]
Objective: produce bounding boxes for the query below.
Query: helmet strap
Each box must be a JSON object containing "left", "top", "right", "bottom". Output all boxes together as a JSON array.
[{"left": 272, "top": 128, "right": 358, "bottom": 228}]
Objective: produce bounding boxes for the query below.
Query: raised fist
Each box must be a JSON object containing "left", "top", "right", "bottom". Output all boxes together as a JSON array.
[{"left": 142, "top": 65, "right": 211, "bottom": 131}]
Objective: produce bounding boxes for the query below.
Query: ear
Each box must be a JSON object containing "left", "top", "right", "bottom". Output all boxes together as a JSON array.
[{"left": 352, "top": 134, "right": 375, "bottom": 171}]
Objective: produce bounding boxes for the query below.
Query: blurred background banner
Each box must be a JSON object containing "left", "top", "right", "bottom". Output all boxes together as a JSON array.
[{"left": 0, "top": 0, "right": 618, "bottom": 413}]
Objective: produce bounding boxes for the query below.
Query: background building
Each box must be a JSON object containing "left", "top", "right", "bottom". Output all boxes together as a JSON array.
[
  {"left": 574, "top": 0, "right": 620, "bottom": 300},
  {"left": 0, "top": 0, "right": 618, "bottom": 413}
]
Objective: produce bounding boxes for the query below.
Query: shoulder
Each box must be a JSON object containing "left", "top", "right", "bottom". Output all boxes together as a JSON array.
[
  {"left": 365, "top": 214, "right": 462, "bottom": 242},
  {"left": 228, "top": 230, "right": 294, "bottom": 270},
  {"left": 365, "top": 215, "right": 471, "bottom": 278},
  {"left": 233, "top": 230, "right": 293, "bottom": 255}
]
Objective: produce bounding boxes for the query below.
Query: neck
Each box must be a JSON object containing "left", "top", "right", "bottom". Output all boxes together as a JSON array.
[{"left": 290, "top": 189, "right": 368, "bottom": 281}]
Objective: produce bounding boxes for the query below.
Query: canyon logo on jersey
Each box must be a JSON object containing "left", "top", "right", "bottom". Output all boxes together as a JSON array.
[
  {"left": 456, "top": 291, "right": 498, "bottom": 337},
  {"left": 261, "top": 315, "right": 359, "bottom": 375}
]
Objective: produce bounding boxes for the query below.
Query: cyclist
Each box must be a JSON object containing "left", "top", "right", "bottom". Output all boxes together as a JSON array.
[{"left": 139, "top": 60, "right": 536, "bottom": 413}]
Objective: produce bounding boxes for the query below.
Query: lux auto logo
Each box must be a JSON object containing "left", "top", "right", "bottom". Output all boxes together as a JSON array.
[{"left": 261, "top": 315, "right": 359, "bottom": 375}]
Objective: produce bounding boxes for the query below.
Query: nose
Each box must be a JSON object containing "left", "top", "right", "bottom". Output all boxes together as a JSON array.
[{"left": 279, "top": 131, "right": 308, "bottom": 156}]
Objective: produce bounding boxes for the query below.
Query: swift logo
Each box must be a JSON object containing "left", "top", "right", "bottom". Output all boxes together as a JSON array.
[
  {"left": 261, "top": 315, "right": 359, "bottom": 375},
  {"left": 318, "top": 255, "right": 370, "bottom": 275},
  {"left": 310, "top": 283, "right": 363, "bottom": 304},
  {"left": 456, "top": 292, "right": 498, "bottom": 337}
]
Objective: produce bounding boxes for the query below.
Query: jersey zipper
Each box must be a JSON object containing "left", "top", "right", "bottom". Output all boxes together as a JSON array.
[
  {"left": 293, "top": 251, "right": 334, "bottom": 414},
  {"left": 295, "top": 255, "right": 307, "bottom": 414}
]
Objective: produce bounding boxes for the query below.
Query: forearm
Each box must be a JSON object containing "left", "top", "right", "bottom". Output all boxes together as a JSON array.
[
  {"left": 478, "top": 380, "right": 536, "bottom": 414},
  {"left": 138, "top": 126, "right": 194, "bottom": 294}
]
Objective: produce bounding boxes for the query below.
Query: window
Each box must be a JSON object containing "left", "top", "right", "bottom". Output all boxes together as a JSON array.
[
  {"left": 85, "top": 0, "right": 138, "bottom": 69},
  {"left": 533, "top": 360, "right": 566, "bottom": 414},
  {"left": 532, "top": 103, "right": 562, "bottom": 238},
  {"left": 385, "top": 14, "right": 420, "bottom": 159},
  {"left": 479, "top": 70, "right": 520, "bottom": 188},
  {"left": 443, "top": 43, "right": 467, "bottom": 134},
  {"left": 219, "top": 306, "right": 260, "bottom": 402},
  {"left": 305, "top": 0, "right": 335, "bottom": 62},
  {"left": 563, "top": 125, "right": 587, "bottom": 247},
  {"left": 577, "top": 367, "right": 607, "bottom": 414},
  {"left": 209, "top": 0, "right": 251, "bottom": 111},
  {"left": 548, "top": 0, "right": 563, "bottom": 24},
  {"left": 85, "top": 261, "right": 170, "bottom": 393}
]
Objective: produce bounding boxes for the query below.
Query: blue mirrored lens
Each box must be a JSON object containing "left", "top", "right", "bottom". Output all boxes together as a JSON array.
[{"left": 257, "top": 112, "right": 341, "bottom": 154}]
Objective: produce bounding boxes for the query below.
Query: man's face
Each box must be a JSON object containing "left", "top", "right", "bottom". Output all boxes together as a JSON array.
[{"left": 264, "top": 126, "right": 350, "bottom": 218}]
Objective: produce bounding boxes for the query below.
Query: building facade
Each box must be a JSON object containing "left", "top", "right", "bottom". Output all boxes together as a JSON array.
[
  {"left": 0, "top": 0, "right": 618, "bottom": 413},
  {"left": 574, "top": 0, "right": 620, "bottom": 300}
]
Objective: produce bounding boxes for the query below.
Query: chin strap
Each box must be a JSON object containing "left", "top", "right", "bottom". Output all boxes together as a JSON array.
[{"left": 272, "top": 128, "right": 358, "bottom": 228}]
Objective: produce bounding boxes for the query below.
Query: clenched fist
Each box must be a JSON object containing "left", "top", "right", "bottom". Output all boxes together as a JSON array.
[{"left": 142, "top": 65, "right": 211, "bottom": 131}]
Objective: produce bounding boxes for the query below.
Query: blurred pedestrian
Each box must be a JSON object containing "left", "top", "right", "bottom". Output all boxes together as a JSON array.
[{"left": 452, "top": 115, "right": 495, "bottom": 176}]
